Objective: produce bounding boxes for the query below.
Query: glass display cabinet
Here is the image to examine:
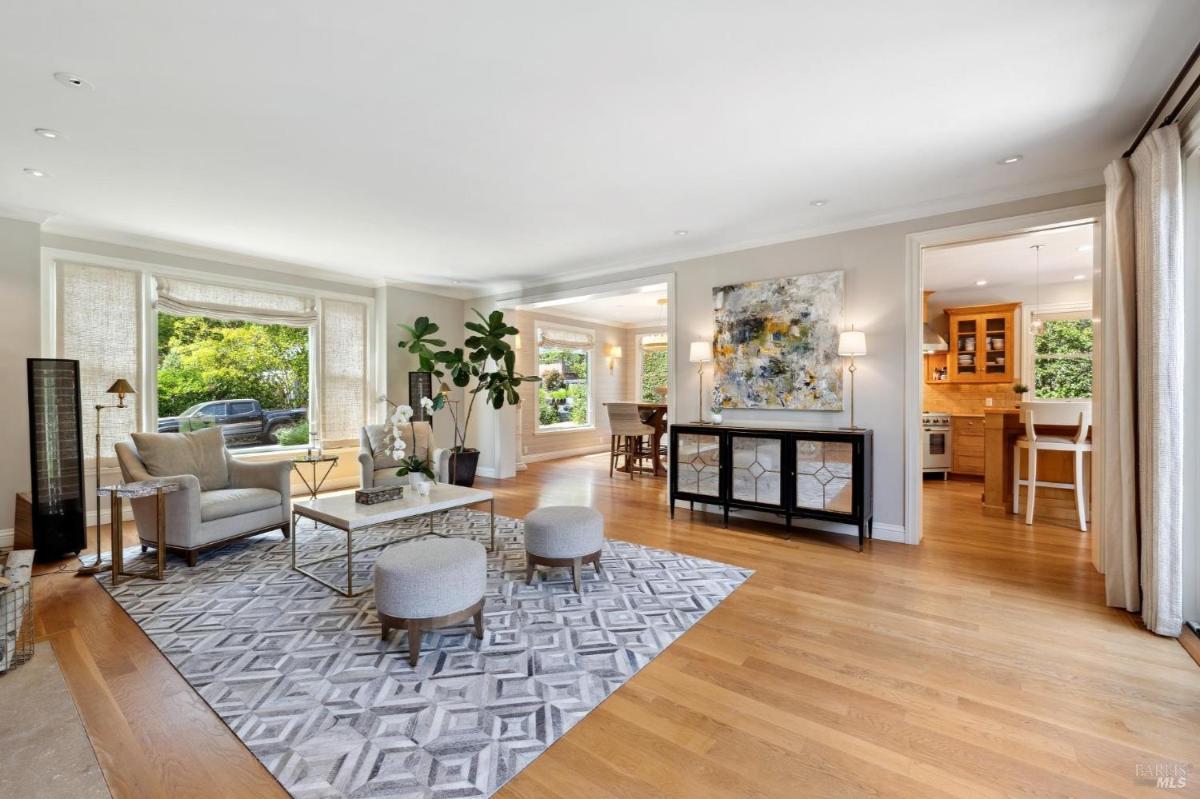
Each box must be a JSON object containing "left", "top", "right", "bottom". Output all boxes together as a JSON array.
[{"left": 670, "top": 423, "right": 874, "bottom": 550}]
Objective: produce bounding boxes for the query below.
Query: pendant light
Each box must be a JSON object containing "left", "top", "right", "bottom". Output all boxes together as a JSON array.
[{"left": 1029, "top": 244, "right": 1045, "bottom": 335}]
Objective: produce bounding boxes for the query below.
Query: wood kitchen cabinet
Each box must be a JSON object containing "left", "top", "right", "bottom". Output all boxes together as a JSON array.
[
  {"left": 951, "top": 415, "right": 985, "bottom": 476},
  {"left": 945, "top": 303, "right": 1020, "bottom": 383}
]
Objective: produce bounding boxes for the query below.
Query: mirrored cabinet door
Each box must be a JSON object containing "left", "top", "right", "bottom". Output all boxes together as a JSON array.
[
  {"left": 730, "top": 434, "right": 783, "bottom": 507},
  {"left": 794, "top": 439, "right": 855, "bottom": 514},
  {"left": 673, "top": 431, "right": 722, "bottom": 497}
]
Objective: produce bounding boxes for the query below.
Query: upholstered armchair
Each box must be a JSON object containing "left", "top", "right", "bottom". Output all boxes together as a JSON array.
[
  {"left": 359, "top": 421, "right": 450, "bottom": 488},
  {"left": 114, "top": 427, "right": 291, "bottom": 566}
]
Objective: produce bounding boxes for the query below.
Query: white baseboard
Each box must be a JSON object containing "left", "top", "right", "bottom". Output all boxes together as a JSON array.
[
  {"left": 670, "top": 499, "right": 907, "bottom": 544},
  {"left": 475, "top": 466, "right": 499, "bottom": 478},
  {"left": 522, "top": 445, "right": 609, "bottom": 464}
]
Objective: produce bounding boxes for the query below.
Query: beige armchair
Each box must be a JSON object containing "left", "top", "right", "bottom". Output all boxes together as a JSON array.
[
  {"left": 115, "top": 427, "right": 291, "bottom": 566},
  {"left": 359, "top": 421, "right": 450, "bottom": 488}
]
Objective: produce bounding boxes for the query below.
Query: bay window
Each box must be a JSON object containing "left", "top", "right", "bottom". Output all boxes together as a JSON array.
[{"left": 52, "top": 260, "right": 370, "bottom": 459}]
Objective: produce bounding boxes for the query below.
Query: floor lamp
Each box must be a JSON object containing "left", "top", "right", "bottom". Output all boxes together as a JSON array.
[
  {"left": 77, "top": 378, "right": 135, "bottom": 576},
  {"left": 689, "top": 341, "right": 713, "bottom": 423},
  {"left": 838, "top": 328, "right": 866, "bottom": 431}
]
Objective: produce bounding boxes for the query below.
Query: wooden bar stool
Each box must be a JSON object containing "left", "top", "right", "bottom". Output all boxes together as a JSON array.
[
  {"left": 1012, "top": 400, "right": 1092, "bottom": 531},
  {"left": 606, "top": 402, "right": 656, "bottom": 478}
]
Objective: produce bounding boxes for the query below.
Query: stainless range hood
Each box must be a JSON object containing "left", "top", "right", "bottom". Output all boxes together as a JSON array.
[{"left": 922, "top": 324, "right": 948, "bottom": 352}]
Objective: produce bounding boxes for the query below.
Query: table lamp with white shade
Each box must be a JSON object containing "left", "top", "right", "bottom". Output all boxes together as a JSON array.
[
  {"left": 837, "top": 327, "right": 866, "bottom": 430},
  {"left": 689, "top": 340, "right": 713, "bottom": 423}
]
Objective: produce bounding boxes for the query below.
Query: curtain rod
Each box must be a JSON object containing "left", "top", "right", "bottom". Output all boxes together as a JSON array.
[{"left": 1123, "top": 38, "right": 1200, "bottom": 158}]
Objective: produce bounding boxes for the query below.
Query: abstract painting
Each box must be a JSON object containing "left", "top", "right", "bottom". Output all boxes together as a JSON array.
[{"left": 712, "top": 270, "right": 844, "bottom": 410}]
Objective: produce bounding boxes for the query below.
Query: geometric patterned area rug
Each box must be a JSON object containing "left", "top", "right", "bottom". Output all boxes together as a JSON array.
[{"left": 97, "top": 509, "right": 752, "bottom": 798}]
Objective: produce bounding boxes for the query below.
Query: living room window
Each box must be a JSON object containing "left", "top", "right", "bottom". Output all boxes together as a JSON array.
[
  {"left": 156, "top": 313, "right": 311, "bottom": 449},
  {"left": 54, "top": 262, "right": 370, "bottom": 458},
  {"left": 536, "top": 323, "right": 594, "bottom": 431},
  {"left": 1030, "top": 311, "right": 1093, "bottom": 399}
]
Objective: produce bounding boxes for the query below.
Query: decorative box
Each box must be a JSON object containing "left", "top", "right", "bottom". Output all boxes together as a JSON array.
[{"left": 355, "top": 485, "right": 404, "bottom": 505}]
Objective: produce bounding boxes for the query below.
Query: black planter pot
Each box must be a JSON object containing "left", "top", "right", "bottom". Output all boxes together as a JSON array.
[{"left": 447, "top": 449, "right": 480, "bottom": 486}]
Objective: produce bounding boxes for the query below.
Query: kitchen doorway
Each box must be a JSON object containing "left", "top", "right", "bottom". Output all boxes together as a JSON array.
[{"left": 902, "top": 203, "right": 1104, "bottom": 546}]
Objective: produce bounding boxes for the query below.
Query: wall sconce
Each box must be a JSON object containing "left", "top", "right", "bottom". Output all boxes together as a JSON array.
[{"left": 606, "top": 344, "right": 622, "bottom": 374}]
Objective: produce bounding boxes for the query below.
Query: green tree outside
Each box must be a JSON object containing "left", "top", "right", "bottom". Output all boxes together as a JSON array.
[
  {"left": 640, "top": 348, "right": 668, "bottom": 402},
  {"left": 157, "top": 314, "right": 310, "bottom": 417},
  {"left": 1033, "top": 318, "right": 1092, "bottom": 399}
]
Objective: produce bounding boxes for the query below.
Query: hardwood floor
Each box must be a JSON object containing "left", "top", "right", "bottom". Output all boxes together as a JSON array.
[{"left": 22, "top": 456, "right": 1200, "bottom": 798}]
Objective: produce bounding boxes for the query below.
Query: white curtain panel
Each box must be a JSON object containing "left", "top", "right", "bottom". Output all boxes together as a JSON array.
[
  {"left": 155, "top": 277, "right": 317, "bottom": 327},
  {"left": 1097, "top": 160, "right": 1140, "bottom": 612},
  {"left": 1130, "top": 125, "right": 1185, "bottom": 636},
  {"left": 58, "top": 262, "right": 141, "bottom": 459}
]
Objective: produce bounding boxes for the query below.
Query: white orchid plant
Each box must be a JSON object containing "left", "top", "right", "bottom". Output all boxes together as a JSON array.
[{"left": 378, "top": 394, "right": 442, "bottom": 481}]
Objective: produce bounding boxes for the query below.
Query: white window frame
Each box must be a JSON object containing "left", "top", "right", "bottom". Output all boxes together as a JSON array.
[
  {"left": 41, "top": 248, "right": 376, "bottom": 457},
  {"left": 1021, "top": 301, "right": 1093, "bottom": 400},
  {"left": 635, "top": 330, "right": 669, "bottom": 404},
  {"left": 533, "top": 319, "right": 595, "bottom": 434}
]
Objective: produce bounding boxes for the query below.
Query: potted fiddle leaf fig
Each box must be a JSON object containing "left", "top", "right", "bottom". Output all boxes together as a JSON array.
[{"left": 397, "top": 310, "right": 539, "bottom": 486}]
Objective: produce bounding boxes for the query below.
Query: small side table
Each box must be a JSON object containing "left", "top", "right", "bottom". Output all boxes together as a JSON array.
[
  {"left": 292, "top": 454, "right": 339, "bottom": 501},
  {"left": 100, "top": 479, "right": 181, "bottom": 585}
]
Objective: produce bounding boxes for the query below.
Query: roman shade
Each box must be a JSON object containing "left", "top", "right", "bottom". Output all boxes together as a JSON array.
[
  {"left": 320, "top": 299, "right": 368, "bottom": 447},
  {"left": 538, "top": 326, "right": 594, "bottom": 349},
  {"left": 58, "top": 262, "right": 141, "bottom": 459},
  {"left": 154, "top": 277, "right": 318, "bottom": 327}
]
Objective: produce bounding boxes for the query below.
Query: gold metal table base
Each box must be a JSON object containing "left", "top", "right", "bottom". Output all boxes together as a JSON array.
[
  {"left": 110, "top": 489, "right": 168, "bottom": 586},
  {"left": 290, "top": 498, "right": 495, "bottom": 597},
  {"left": 291, "top": 457, "right": 339, "bottom": 502}
]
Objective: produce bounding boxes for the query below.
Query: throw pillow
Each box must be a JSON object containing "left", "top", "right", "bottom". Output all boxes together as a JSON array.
[{"left": 131, "top": 427, "right": 230, "bottom": 491}]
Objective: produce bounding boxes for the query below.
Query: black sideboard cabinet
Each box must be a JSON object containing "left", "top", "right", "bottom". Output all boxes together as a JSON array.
[{"left": 669, "top": 423, "right": 874, "bottom": 550}]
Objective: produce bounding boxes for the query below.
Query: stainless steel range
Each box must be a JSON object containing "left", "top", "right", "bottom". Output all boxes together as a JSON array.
[{"left": 922, "top": 412, "right": 951, "bottom": 478}]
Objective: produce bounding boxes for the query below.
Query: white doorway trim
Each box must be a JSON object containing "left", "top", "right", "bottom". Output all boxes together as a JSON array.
[{"left": 903, "top": 202, "right": 1104, "bottom": 545}]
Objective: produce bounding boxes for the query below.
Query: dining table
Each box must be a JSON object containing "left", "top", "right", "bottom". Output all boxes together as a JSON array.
[{"left": 605, "top": 401, "right": 668, "bottom": 476}]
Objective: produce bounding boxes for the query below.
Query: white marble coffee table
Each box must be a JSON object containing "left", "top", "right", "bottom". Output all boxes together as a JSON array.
[{"left": 290, "top": 483, "right": 495, "bottom": 596}]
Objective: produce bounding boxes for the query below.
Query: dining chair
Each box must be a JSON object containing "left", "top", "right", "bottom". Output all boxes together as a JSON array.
[
  {"left": 1012, "top": 400, "right": 1092, "bottom": 531},
  {"left": 606, "top": 402, "right": 656, "bottom": 479}
]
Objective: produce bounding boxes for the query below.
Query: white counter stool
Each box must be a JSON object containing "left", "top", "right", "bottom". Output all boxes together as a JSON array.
[
  {"left": 524, "top": 505, "right": 605, "bottom": 592},
  {"left": 374, "top": 538, "right": 486, "bottom": 667},
  {"left": 1012, "top": 400, "right": 1092, "bottom": 531}
]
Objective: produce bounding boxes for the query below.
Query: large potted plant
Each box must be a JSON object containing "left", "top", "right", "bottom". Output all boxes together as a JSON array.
[{"left": 398, "top": 310, "right": 538, "bottom": 486}]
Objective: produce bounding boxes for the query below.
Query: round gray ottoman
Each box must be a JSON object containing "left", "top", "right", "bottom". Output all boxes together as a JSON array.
[
  {"left": 523, "top": 505, "right": 605, "bottom": 592},
  {"left": 374, "top": 537, "right": 486, "bottom": 666}
]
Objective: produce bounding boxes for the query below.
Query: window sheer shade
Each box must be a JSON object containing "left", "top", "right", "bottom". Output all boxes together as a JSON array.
[
  {"left": 155, "top": 277, "right": 317, "bottom": 327},
  {"left": 320, "top": 300, "right": 368, "bottom": 447},
  {"left": 538, "top": 326, "right": 594, "bottom": 349},
  {"left": 58, "top": 263, "right": 140, "bottom": 459}
]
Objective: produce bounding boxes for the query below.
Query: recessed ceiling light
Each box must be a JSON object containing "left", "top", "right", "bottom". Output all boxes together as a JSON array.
[
  {"left": 810, "top": 199, "right": 828, "bottom": 207},
  {"left": 23, "top": 168, "right": 48, "bottom": 178},
  {"left": 674, "top": 230, "right": 688, "bottom": 236},
  {"left": 1076, "top": 244, "right": 1093, "bottom": 253},
  {"left": 975, "top": 279, "right": 988, "bottom": 286},
  {"left": 53, "top": 71, "right": 93, "bottom": 90},
  {"left": 998, "top": 154, "right": 1023, "bottom": 165},
  {"left": 34, "top": 128, "right": 60, "bottom": 139},
  {"left": 1073, "top": 274, "right": 1087, "bottom": 281}
]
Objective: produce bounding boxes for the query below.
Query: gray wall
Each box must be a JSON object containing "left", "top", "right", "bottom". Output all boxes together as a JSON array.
[
  {"left": 382, "top": 285, "right": 467, "bottom": 450},
  {"left": 474, "top": 185, "right": 1104, "bottom": 533},
  {"left": 0, "top": 218, "right": 43, "bottom": 529}
]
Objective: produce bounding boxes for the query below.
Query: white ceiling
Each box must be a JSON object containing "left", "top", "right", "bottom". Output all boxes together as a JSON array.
[
  {"left": 2, "top": 2, "right": 1198, "bottom": 296},
  {"left": 517, "top": 285, "right": 669, "bottom": 327},
  {"left": 922, "top": 224, "right": 1094, "bottom": 292}
]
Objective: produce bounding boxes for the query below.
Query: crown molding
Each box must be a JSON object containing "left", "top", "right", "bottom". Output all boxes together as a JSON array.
[
  {"left": 0, "top": 203, "right": 55, "bottom": 225},
  {"left": 467, "top": 169, "right": 1104, "bottom": 299},
  {"left": 39, "top": 220, "right": 384, "bottom": 289}
]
